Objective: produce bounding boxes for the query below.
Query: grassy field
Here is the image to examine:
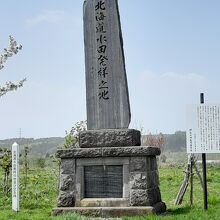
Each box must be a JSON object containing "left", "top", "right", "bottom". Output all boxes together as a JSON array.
[{"left": 0, "top": 164, "right": 220, "bottom": 220}]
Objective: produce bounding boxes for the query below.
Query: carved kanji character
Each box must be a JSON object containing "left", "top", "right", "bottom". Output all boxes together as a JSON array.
[
  {"left": 95, "top": 1, "right": 106, "bottom": 11},
  {"left": 96, "top": 22, "right": 106, "bottom": 33},
  {"left": 99, "top": 80, "right": 108, "bottom": 89},
  {"left": 97, "top": 35, "right": 107, "bottom": 44},
  {"left": 96, "top": 11, "right": 106, "bottom": 21},
  {"left": 98, "top": 54, "right": 108, "bottom": 66},
  {"left": 99, "top": 89, "right": 109, "bottom": 100},
  {"left": 97, "top": 45, "right": 107, "bottom": 53},
  {"left": 96, "top": 22, "right": 106, "bottom": 34},
  {"left": 98, "top": 67, "right": 108, "bottom": 78}
]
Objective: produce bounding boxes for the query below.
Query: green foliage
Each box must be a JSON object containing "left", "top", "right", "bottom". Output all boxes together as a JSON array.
[
  {"left": 55, "top": 213, "right": 87, "bottom": 220},
  {"left": 63, "top": 120, "right": 87, "bottom": 149},
  {"left": 0, "top": 167, "right": 58, "bottom": 220},
  {"left": 35, "top": 157, "right": 46, "bottom": 169},
  {"left": 0, "top": 147, "right": 11, "bottom": 172},
  {"left": 22, "top": 144, "right": 31, "bottom": 188},
  {"left": 1, "top": 165, "right": 220, "bottom": 219},
  {"left": 0, "top": 147, "right": 12, "bottom": 196},
  {"left": 63, "top": 132, "right": 76, "bottom": 149},
  {"left": 50, "top": 153, "right": 61, "bottom": 190}
]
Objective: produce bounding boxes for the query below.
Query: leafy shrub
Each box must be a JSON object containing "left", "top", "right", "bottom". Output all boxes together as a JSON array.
[{"left": 35, "top": 157, "right": 46, "bottom": 169}]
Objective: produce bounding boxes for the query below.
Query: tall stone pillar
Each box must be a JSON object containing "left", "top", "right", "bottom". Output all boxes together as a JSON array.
[{"left": 52, "top": 0, "right": 166, "bottom": 217}]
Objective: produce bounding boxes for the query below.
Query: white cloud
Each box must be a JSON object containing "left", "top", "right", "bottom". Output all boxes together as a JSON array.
[
  {"left": 141, "top": 71, "right": 206, "bottom": 82},
  {"left": 26, "top": 10, "right": 79, "bottom": 27},
  {"left": 160, "top": 72, "right": 206, "bottom": 81}
]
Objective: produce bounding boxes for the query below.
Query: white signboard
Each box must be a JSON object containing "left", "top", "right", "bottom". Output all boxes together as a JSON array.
[
  {"left": 12, "top": 142, "right": 19, "bottom": 212},
  {"left": 186, "top": 104, "right": 220, "bottom": 153}
]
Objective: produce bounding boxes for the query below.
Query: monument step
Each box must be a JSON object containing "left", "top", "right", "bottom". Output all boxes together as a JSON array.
[
  {"left": 52, "top": 202, "right": 166, "bottom": 217},
  {"left": 78, "top": 198, "right": 128, "bottom": 207}
]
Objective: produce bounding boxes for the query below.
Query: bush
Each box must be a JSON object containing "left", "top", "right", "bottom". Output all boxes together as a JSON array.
[{"left": 35, "top": 157, "right": 46, "bottom": 168}]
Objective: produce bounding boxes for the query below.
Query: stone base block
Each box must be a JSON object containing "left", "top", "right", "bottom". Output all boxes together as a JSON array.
[
  {"left": 79, "top": 129, "right": 141, "bottom": 148},
  {"left": 52, "top": 203, "right": 166, "bottom": 217},
  {"left": 57, "top": 146, "right": 160, "bottom": 159}
]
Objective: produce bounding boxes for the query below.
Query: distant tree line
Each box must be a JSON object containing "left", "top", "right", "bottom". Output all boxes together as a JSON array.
[
  {"left": 0, "top": 130, "right": 186, "bottom": 156},
  {"left": 142, "top": 131, "right": 186, "bottom": 152},
  {"left": 0, "top": 137, "right": 64, "bottom": 157}
]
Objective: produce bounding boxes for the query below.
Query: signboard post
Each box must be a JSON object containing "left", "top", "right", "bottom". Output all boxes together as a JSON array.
[
  {"left": 12, "top": 142, "right": 19, "bottom": 212},
  {"left": 186, "top": 93, "right": 220, "bottom": 210},
  {"left": 200, "top": 93, "right": 208, "bottom": 210}
]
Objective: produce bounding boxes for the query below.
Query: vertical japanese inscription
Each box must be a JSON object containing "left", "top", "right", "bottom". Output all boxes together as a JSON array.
[
  {"left": 12, "top": 150, "right": 17, "bottom": 198},
  {"left": 83, "top": 0, "right": 131, "bottom": 129},
  {"left": 12, "top": 143, "right": 19, "bottom": 212},
  {"left": 95, "top": 0, "right": 109, "bottom": 100},
  {"left": 187, "top": 105, "right": 220, "bottom": 153}
]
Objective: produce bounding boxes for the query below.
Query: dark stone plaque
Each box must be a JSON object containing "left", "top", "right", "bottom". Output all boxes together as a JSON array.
[{"left": 84, "top": 165, "right": 123, "bottom": 198}]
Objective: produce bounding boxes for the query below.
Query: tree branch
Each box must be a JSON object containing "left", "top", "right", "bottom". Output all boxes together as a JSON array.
[
  {"left": 0, "top": 36, "right": 22, "bottom": 70},
  {"left": 0, "top": 78, "right": 26, "bottom": 97}
]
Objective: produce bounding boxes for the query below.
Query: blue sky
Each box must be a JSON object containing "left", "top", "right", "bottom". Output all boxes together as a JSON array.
[{"left": 0, "top": 0, "right": 220, "bottom": 138}]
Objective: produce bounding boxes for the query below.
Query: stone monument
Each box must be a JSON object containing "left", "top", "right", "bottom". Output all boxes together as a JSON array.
[
  {"left": 52, "top": 0, "right": 166, "bottom": 217},
  {"left": 84, "top": 0, "right": 130, "bottom": 130}
]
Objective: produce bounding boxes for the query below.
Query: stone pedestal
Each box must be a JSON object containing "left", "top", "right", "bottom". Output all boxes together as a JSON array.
[{"left": 52, "top": 129, "right": 166, "bottom": 217}]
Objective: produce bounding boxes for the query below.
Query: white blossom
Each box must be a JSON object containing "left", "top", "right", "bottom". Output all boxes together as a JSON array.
[
  {"left": 0, "top": 36, "right": 22, "bottom": 70},
  {"left": 0, "top": 36, "right": 25, "bottom": 97},
  {"left": 0, "top": 78, "right": 26, "bottom": 97}
]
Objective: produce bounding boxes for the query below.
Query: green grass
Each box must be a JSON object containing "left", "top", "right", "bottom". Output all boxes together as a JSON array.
[
  {"left": 0, "top": 168, "right": 58, "bottom": 220},
  {"left": 0, "top": 165, "right": 220, "bottom": 219}
]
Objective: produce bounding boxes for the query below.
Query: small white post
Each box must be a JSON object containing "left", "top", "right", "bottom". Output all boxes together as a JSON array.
[{"left": 12, "top": 142, "right": 19, "bottom": 212}]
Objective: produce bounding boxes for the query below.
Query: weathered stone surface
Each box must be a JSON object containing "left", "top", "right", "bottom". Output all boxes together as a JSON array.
[
  {"left": 146, "top": 171, "right": 160, "bottom": 189},
  {"left": 154, "top": 187, "right": 162, "bottom": 203},
  {"left": 102, "top": 147, "right": 161, "bottom": 158},
  {"left": 60, "top": 159, "right": 75, "bottom": 174},
  {"left": 130, "top": 171, "right": 160, "bottom": 190},
  {"left": 130, "top": 173, "right": 147, "bottom": 189},
  {"left": 79, "top": 198, "right": 129, "bottom": 207},
  {"left": 79, "top": 129, "right": 141, "bottom": 148},
  {"left": 57, "top": 148, "right": 102, "bottom": 158},
  {"left": 130, "top": 188, "right": 160, "bottom": 206},
  {"left": 152, "top": 202, "right": 166, "bottom": 215},
  {"left": 84, "top": 0, "right": 131, "bottom": 130},
  {"left": 129, "top": 157, "right": 147, "bottom": 172},
  {"left": 52, "top": 206, "right": 156, "bottom": 217},
  {"left": 57, "top": 191, "right": 75, "bottom": 207},
  {"left": 154, "top": 171, "right": 160, "bottom": 186},
  {"left": 130, "top": 189, "right": 150, "bottom": 206},
  {"left": 102, "top": 206, "right": 153, "bottom": 218},
  {"left": 60, "top": 174, "right": 75, "bottom": 191},
  {"left": 57, "top": 146, "right": 160, "bottom": 159},
  {"left": 146, "top": 156, "right": 158, "bottom": 171},
  {"left": 52, "top": 207, "right": 101, "bottom": 217}
]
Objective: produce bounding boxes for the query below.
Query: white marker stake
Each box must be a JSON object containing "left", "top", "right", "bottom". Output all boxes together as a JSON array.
[{"left": 12, "top": 142, "right": 19, "bottom": 212}]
